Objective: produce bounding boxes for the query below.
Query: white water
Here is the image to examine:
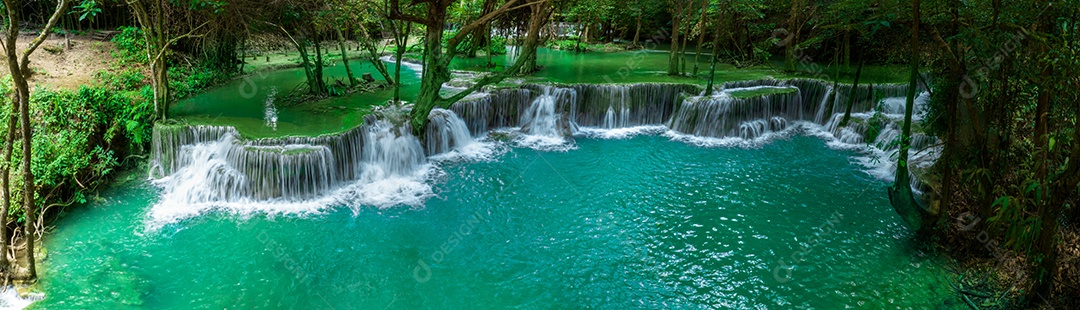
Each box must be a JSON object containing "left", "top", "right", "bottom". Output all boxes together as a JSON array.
[
  {"left": 149, "top": 81, "right": 938, "bottom": 227},
  {"left": 516, "top": 86, "right": 576, "bottom": 151},
  {"left": 379, "top": 56, "right": 424, "bottom": 78},
  {"left": 814, "top": 85, "right": 834, "bottom": 124},
  {"left": 148, "top": 120, "right": 438, "bottom": 227},
  {"left": 426, "top": 108, "right": 504, "bottom": 161},
  {"left": 0, "top": 288, "right": 40, "bottom": 310},
  {"left": 264, "top": 88, "right": 278, "bottom": 130}
]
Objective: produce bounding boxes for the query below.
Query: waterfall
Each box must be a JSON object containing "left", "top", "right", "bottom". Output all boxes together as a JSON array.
[
  {"left": 668, "top": 89, "right": 801, "bottom": 138},
  {"left": 813, "top": 85, "right": 834, "bottom": 124},
  {"left": 520, "top": 85, "right": 575, "bottom": 137},
  {"left": 150, "top": 125, "right": 238, "bottom": 179},
  {"left": 359, "top": 120, "right": 427, "bottom": 181},
  {"left": 424, "top": 108, "right": 475, "bottom": 156},
  {"left": 149, "top": 114, "right": 434, "bottom": 224},
  {"left": 569, "top": 83, "right": 698, "bottom": 128},
  {"left": 149, "top": 79, "right": 940, "bottom": 224},
  {"left": 450, "top": 88, "right": 533, "bottom": 136},
  {"left": 513, "top": 85, "right": 577, "bottom": 150}
]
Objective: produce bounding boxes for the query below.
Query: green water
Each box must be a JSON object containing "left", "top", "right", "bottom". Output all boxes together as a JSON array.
[
  {"left": 172, "top": 59, "right": 423, "bottom": 138},
  {"left": 36, "top": 135, "right": 951, "bottom": 309}
]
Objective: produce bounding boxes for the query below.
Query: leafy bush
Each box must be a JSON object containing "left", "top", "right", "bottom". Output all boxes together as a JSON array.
[
  {"left": 168, "top": 64, "right": 223, "bottom": 99},
  {"left": 112, "top": 26, "right": 147, "bottom": 63},
  {"left": 546, "top": 39, "right": 583, "bottom": 51},
  {"left": 487, "top": 36, "right": 508, "bottom": 55},
  {"left": 0, "top": 82, "right": 151, "bottom": 217},
  {"left": 97, "top": 68, "right": 146, "bottom": 91}
]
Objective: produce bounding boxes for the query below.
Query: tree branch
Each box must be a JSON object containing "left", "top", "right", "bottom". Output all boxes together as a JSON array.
[
  {"left": 388, "top": 0, "right": 431, "bottom": 26},
  {"left": 447, "top": 0, "right": 547, "bottom": 52},
  {"left": 150, "top": 19, "right": 212, "bottom": 65},
  {"left": 19, "top": 0, "right": 70, "bottom": 73}
]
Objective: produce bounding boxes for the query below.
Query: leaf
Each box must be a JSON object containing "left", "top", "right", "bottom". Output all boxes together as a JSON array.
[
  {"left": 1049, "top": 137, "right": 1055, "bottom": 151},
  {"left": 992, "top": 196, "right": 1010, "bottom": 210}
]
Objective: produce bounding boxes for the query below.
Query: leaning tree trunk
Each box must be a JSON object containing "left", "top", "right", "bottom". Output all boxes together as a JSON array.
[
  {"left": 632, "top": 15, "right": 641, "bottom": 47},
  {"left": 400, "top": 0, "right": 546, "bottom": 134},
  {"left": 704, "top": 11, "right": 723, "bottom": 96},
  {"left": 357, "top": 22, "right": 394, "bottom": 83},
  {"left": 888, "top": 0, "right": 922, "bottom": 232},
  {"left": 838, "top": 60, "right": 864, "bottom": 127},
  {"left": 336, "top": 28, "right": 357, "bottom": 87}
]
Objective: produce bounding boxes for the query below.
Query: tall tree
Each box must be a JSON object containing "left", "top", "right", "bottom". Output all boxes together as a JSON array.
[
  {"left": 887, "top": 0, "right": 921, "bottom": 232},
  {"left": 389, "top": 0, "right": 550, "bottom": 133},
  {"left": 666, "top": 0, "right": 687, "bottom": 75},
  {"left": 1, "top": 0, "right": 70, "bottom": 280},
  {"left": 125, "top": 0, "right": 213, "bottom": 120}
]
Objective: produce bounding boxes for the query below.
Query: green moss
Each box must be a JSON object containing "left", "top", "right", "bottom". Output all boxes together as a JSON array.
[
  {"left": 728, "top": 87, "right": 797, "bottom": 99},
  {"left": 245, "top": 145, "right": 323, "bottom": 155}
]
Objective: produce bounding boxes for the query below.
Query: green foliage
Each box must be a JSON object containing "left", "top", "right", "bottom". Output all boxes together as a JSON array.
[
  {"left": 72, "top": 0, "right": 102, "bottom": 22},
  {"left": 487, "top": 36, "right": 507, "bottom": 55},
  {"left": 112, "top": 26, "right": 147, "bottom": 63},
  {"left": 546, "top": 39, "right": 582, "bottom": 51},
  {"left": 0, "top": 81, "right": 151, "bottom": 217},
  {"left": 167, "top": 64, "right": 225, "bottom": 99},
  {"left": 97, "top": 68, "right": 147, "bottom": 91},
  {"left": 863, "top": 112, "right": 888, "bottom": 145}
]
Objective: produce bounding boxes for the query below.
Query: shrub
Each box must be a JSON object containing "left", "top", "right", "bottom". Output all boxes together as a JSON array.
[{"left": 112, "top": 26, "right": 147, "bottom": 64}]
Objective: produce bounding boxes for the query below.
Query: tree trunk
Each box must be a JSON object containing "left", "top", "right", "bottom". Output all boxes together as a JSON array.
[
  {"left": 356, "top": 23, "right": 393, "bottom": 84},
  {"left": 400, "top": 0, "right": 547, "bottom": 134},
  {"left": 392, "top": 21, "right": 412, "bottom": 103},
  {"left": 0, "top": 101, "right": 17, "bottom": 273},
  {"left": 574, "top": 16, "right": 584, "bottom": 52},
  {"left": 1031, "top": 50, "right": 1057, "bottom": 300},
  {"left": 704, "top": 8, "right": 724, "bottom": 96},
  {"left": 784, "top": 0, "right": 800, "bottom": 72},
  {"left": 632, "top": 15, "right": 641, "bottom": 47},
  {"left": 679, "top": 22, "right": 689, "bottom": 75},
  {"left": 839, "top": 60, "right": 864, "bottom": 127},
  {"left": 888, "top": 0, "right": 922, "bottom": 233},
  {"left": 336, "top": 28, "right": 357, "bottom": 87},
  {"left": 668, "top": 0, "right": 683, "bottom": 75},
  {"left": 3, "top": 0, "right": 69, "bottom": 279},
  {"left": 692, "top": 0, "right": 707, "bottom": 76},
  {"left": 313, "top": 37, "right": 327, "bottom": 95}
]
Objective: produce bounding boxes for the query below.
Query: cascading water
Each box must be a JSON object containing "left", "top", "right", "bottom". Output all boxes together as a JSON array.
[
  {"left": 520, "top": 86, "right": 573, "bottom": 137},
  {"left": 667, "top": 87, "right": 801, "bottom": 139},
  {"left": 264, "top": 88, "right": 279, "bottom": 130},
  {"left": 148, "top": 79, "right": 938, "bottom": 225},
  {"left": 569, "top": 83, "right": 699, "bottom": 128},
  {"left": 149, "top": 112, "right": 436, "bottom": 225},
  {"left": 516, "top": 85, "right": 577, "bottom": 149},
  {"left": 424, "top": 108, "right": 475, "bottom": 156}
]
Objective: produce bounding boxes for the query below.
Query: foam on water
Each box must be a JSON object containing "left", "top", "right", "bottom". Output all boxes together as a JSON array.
[
  {"left": 380, "top": 56, "right": 424, "bottom": 78},
  {"left": 575, "top": 125, "right": 668, "bottom": 140},
  {"left": 0, "top": 288, "right": 38, "bottom": 310},
  {"left": 662, "top": 123, "right": 801, "bottom": 148}
]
